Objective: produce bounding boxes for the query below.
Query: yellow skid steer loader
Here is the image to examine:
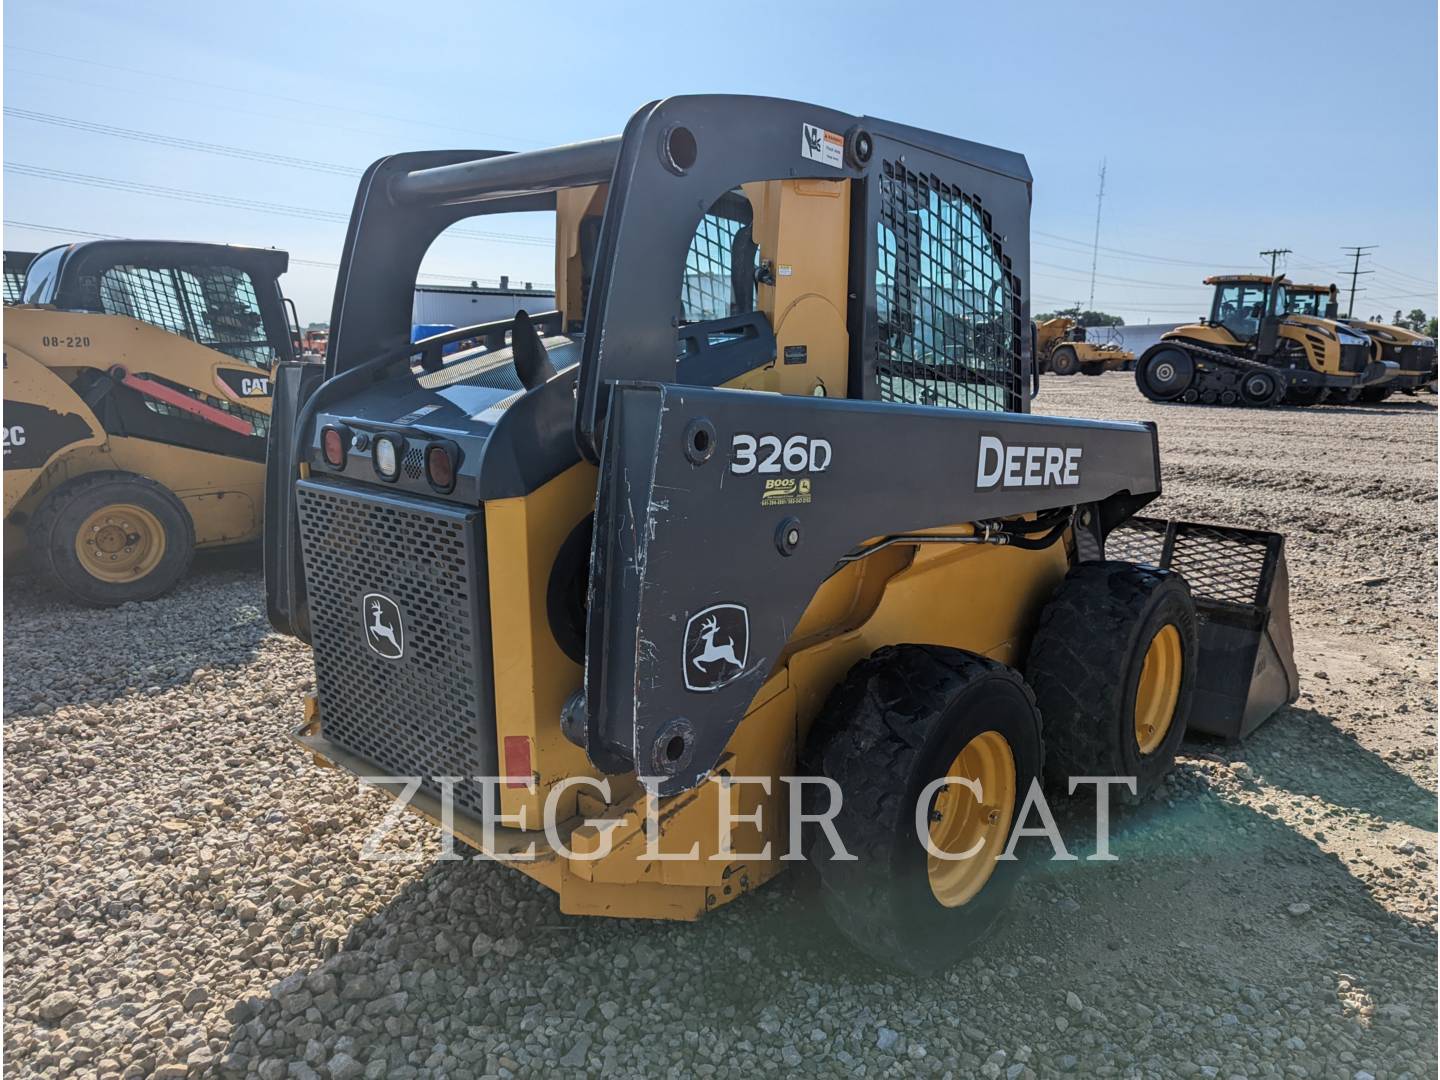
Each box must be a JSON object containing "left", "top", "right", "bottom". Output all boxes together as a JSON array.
[
  {"left": 265, "top": 97, "right": 1298, "bottom": 970},
  {"left": 4, "top": 240, "right": 298, "bottom": 604}
]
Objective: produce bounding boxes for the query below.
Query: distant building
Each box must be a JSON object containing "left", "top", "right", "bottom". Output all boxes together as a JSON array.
[
  {"left": 1086, "top": 322, "right": 1186, "bottom": 356},
  {"left": 412, "top": 278, "right": 556, "bottom": 331}
]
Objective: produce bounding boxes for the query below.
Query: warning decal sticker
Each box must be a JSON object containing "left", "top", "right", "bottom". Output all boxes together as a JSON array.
[{"left": 800, "top": 123, "right": 844, "bottom": 169}]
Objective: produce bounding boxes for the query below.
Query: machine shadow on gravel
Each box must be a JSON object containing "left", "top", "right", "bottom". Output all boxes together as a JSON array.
[
  {"left": 1232, "top": 706, "right": 1437, "bottom": 833},
  {"left": 219, "top": 767, "right": 1437, "bottom": 1075},
  {"left": 2, "top": 558, "right": 268, "bottom": 718}
]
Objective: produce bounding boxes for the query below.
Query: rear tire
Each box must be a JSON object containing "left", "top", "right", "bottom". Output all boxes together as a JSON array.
[
  {"left": 800, "top": 646, "right": 1043, "bottom": 973},
  {"left": 1050, "top": 346, "right": 1080, "bottom": 376},
  {"left": 28, "top": 471, "right": 195, "bottom": 606},
  {"left": 1080, "top": 362, "right": 1105, "bottom": 377},
  {"left": 1026, "top": 562, "right": 1197, "bottom": 802}
]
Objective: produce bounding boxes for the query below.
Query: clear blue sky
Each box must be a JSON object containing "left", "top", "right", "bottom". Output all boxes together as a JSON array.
[{"left": 4, "top": 0, "right": 1436, "bottom": 326}]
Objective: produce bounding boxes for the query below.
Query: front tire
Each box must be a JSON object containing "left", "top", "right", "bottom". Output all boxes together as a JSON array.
[
  {"left": 1050, "top": 346, "right": 1080, "bottom": 376},
  {"left": 28, "top": 471, "right": 196, "bottom": 606},
  {"left": 1026, "top": 562, "right": 1197, "bottom": 802},
  {"left": 801, "top": 646, "right": 1043, "bottom": 973},
  {"left": 1358, "top": 386, "right": 1394, "bottom": 403}
]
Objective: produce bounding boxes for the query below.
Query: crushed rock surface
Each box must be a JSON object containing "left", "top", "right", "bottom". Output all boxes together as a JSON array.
[{"left": 4, "top": 377, "right": 1436, "bottom": 1078}]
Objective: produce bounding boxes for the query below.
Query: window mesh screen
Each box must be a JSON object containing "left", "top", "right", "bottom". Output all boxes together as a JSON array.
[
  {"left": 179, "top": 267, "right": 274, "bottom": 367},
  {"left": 98, "top": 264, "right": 276, "bottom": 369},
  {"left": 137, "top": 375, "right": 271, "bottom": 438},
  {"left": 3, "top": 270, "right": 25, "bottom": 305},
  {"left": 100, "top": 266, "right": 191, "bottom": 335},
  {"left": 874, "top": 161, "right": 1021, "bottom": 411},
  {"left": 681, "top": 191, "right": 758, "bottom": 324}
]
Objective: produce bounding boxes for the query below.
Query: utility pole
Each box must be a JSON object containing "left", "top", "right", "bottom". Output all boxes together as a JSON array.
[
  {"left": 1087, "top": 160, "right": 1107, "bottom": 313},
  {"left": 1259, "top": 248, "right": 1292, "bottom": 278},
  {"left": 1341, "top": 245, "right": 1376, "bottom": 318}
]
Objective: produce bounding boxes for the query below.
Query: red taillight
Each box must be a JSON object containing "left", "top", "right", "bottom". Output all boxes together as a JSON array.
[
  {"left": 503, "top": 736, "right": 532, "bottom": 788},
  {"left": 322, "top": 427, "right": 346, "bottom": 468},
  {"left": 425, "top": 442, "right": 457, "bottom": 491}
]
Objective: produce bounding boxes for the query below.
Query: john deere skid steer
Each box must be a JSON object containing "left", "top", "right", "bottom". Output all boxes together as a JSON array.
[
  {"left": 4, "top": 240, "right": 298, "bottom": 604},
  {"left": 266, "top": 96, "right": 1298, "bottom": 970},
  {"left": 1286, "top": 282, "right": 1437, "bottom": 402},
  {"left": 1134, "top": 274, "right": 1391, "bottom": 407}
]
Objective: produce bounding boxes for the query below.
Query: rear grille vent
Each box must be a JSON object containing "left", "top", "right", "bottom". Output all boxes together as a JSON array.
[
  {"left": 402, "top": 445, "right": 424, "bottom": 480},
  {"left": 295, "top": 480, "right": 494, "bottom": 819}
]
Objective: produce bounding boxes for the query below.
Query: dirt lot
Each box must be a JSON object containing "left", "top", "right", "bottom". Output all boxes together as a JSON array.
[{"left": 4, "top": 374, "right": 1436, "bottom": 1079}]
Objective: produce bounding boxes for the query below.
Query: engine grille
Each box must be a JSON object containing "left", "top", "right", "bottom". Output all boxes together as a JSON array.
[
  {"left": 1338, "top": 342, "right": 1368, "bottom": 373},
  {"left": 295, "top": 480, "right": 495, "bottom": 819},
  {"left": 1105, "top": 517, "right": 1281, "bottom": 609},
  {"left": 1393, "top": 343, "right": 1437, "bottom": 375}
]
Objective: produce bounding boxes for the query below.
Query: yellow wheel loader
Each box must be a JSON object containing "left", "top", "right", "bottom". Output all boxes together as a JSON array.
[
  {"left": 4, "top": 240, "right": 299, "bottom": 604},
  {"left": 1033, "top": 315, "right": 1133, "bottom": 376},
  {"left": 1286, "top": 282, "right": 1437, "bottom": 402},
  {"left": 265, "top": 97, "right": 1298, "bottom": 971},
  {"left": 1134, "top": 274, "right": 1391, "bottom": 407}
]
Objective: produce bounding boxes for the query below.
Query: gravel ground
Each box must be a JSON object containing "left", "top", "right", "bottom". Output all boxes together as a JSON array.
[{"left": 4, "top": 375, "right": 1436, "bottom": 1079}]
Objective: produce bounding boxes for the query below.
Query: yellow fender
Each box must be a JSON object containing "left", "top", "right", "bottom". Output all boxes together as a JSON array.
[{"left": 2, "top": 346, "right": 106, "bottom": 516}]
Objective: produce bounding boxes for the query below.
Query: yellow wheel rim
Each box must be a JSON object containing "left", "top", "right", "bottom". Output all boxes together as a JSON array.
[
  {"left": 74, "top": 503, "right": 167, "bottom": 584},
  {"left": 926, "top": 731, "right": 1016, "bottom": 908},
  {"left": 1134, "top": 624, "right": 1183, "bottom": 755}
]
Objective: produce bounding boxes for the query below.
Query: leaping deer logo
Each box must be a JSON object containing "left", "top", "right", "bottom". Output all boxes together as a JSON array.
[
  {"left": 683, "top": 604, "right": 749, "bottom": 692},
  {"left": 692, "top": 615, "right": 740, "bottom": 673},
  {"left": 362, "top": 593, "right": 404, "bottom": 658}
]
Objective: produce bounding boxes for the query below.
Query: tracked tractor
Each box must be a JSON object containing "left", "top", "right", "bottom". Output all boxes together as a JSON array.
[
  {"left": 1134, "top": 274, "right": 1391, "bottom": 407},
  {"left": 1033, "top": 316, "right": 1134, "bottom": 376},
  {"left": 1286, "top": 282, "right": 1437, "bottom": 402},
  {"left": 265, "top": 97, "right": 1298, "bottom": 971},
  {"left": 4, "top": 240, "right": 300, "bottom": 604}
]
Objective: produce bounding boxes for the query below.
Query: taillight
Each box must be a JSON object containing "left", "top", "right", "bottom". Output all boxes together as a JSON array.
[
  {"left": 321, "top": 426, "right": 348, "bottom": 468},
  {"left": 425, "top": 441, "right": 460, "bottom": 492}
]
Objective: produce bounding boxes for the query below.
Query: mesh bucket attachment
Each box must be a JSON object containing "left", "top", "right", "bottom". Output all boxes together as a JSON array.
[{"left": 1104, "top": 517, "right": 1299, "bottom": 740}]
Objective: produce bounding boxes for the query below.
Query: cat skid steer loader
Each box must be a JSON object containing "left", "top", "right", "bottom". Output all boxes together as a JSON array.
[
  {"left": 1286, "top": 282, "right": 1437, "bottom": 402},
  {"left": 4, "top": 240, "right": 298, "bottom": 604},
  {"left": 266, "top": 97, "right": 1298, "bottom": 970}
]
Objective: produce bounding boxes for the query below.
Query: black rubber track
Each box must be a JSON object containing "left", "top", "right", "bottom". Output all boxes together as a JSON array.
[
  {"left": 1025, "top": 562, "right": 1197, "bottom": 802},
  {"left": 799, "top": 645, "right": 1043, "bottom": 972},
  {"left": 1135, "top": 340, "right": 1287, "bottom": 407}
]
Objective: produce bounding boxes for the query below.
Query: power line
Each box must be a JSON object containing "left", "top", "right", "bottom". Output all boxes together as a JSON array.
[
  {"left": 4, "top": 164, "right": 553, "bottom": 246},
  {"left": 1341, "top": 245, "right": 1376, "bottom": 319},
  {"left": 1259, "top": 248, "right": 1292, "bottom": 278},
  {"left": 3, "top": 45, "right": 540, "bottom": 147},
  {"left": 5, "top": 107, "right": 360, "bottom": 176},
  {"left": 1035, "top": 231, "right": 1254, "bottom": 270},
  {"left": 1, "top": 220, "right": 552, "bottom": 289},
  {"left": 1369, "top": 261, "right": 1437, "bottom": 288}
]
